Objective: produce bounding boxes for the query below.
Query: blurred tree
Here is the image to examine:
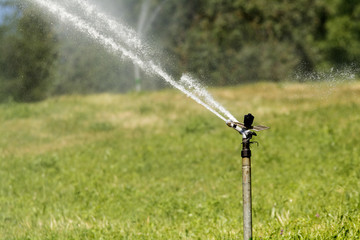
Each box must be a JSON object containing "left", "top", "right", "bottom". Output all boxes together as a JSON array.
[
  {"left": 1, "top": 0, "right": 360, "bottom": 98},
  {"left": 0, "top": 2, "right": 57, "bottom": 102},
  {"left": 169, "top": 0, "right": 329, "bottom": 84},
  {"left": 51, "top": 0, "right": 358, "bottom": 88},
  {"left": 320, "top": 0, "right": 360, "bottom": 65}
]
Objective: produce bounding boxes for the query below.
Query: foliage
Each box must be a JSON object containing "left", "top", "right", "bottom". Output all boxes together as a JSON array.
[
  {"left": 0, "top": 82, "right": 360, "bottom": 239},
  {"left": 149, "top": 0, "right": 360, "bottom": 83},
  {"left": 320, "top": 0, "right": 360, "bottom": 65},
  {"left": 0, "top": 3, "right": 57, "bottom": 102},
  {"left": 1, "top": 0, "right": 360, "bottom": 98},
  {"left": 158, "top": 0, "right": 325, "bottom": 83}
]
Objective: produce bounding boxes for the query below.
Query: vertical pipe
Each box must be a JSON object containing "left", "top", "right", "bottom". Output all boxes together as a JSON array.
[{"left": 242, "top": 138, "right": 252, "bottom": 240}]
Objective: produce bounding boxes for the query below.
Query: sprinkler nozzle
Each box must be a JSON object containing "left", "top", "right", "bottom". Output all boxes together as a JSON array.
[
  {"left": 226, "top": 119, "right": 244, "bottom": 134},
  {"left": 226, "top": 119, "right": 233, "bottom": 128}
]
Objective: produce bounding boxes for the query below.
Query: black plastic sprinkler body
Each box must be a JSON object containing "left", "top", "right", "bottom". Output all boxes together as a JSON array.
[{"left": 227, "top": 113, "right": 269, "bottom": 240}]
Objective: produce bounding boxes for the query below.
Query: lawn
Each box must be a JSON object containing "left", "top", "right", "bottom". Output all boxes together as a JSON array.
[{"left": 1, "top": 81, "right": 360, "bottom": 239}]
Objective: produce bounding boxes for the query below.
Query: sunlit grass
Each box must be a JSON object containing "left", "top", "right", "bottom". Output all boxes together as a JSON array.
[{"left": 1, "top": 81, "right": 360, "bottom": 239}]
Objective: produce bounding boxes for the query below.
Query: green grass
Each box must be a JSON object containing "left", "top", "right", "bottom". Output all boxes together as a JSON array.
[{"left": 1, "top": 81, "right": 360, "bottom": 239}]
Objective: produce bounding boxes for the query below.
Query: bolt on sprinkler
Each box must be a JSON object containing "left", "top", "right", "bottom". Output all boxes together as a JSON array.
[{"left": 227, "top": 113, "right": 269, "bottom": 240}]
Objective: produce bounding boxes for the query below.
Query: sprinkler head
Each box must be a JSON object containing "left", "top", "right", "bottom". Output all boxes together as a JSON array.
[{"left": 226, "top": 113, "right": 270, "bottom": 138}]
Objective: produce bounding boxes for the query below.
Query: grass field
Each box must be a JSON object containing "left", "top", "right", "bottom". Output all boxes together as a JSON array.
[{"left": 1, "top": 81, "right": 360, "bottom": 239}]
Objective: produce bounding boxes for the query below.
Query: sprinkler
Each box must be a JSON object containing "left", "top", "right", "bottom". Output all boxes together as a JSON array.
[{"left": 227, "top": 113, "right": 269, "bottom": 240}]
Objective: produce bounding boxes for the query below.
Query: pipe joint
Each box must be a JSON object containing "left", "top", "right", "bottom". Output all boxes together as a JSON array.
[{"left": 241, "top": 138, "right": 252, "bottom": 158}]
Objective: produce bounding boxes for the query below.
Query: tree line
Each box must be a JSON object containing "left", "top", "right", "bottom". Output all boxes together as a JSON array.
[{"left": 0, "top": 0, "right": 359, "bottom": 102}]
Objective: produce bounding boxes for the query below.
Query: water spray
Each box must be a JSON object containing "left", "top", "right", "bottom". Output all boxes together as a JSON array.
[
  {"left": 26, "top": 2, "right": 267, "bottom": 237},
  {"left": 29, "top": 0, "right": 228, "bottom": 122},
  {"left": 227, "top": 113, "right": 269, "bottom": 240},
  {"left": 30, "top": 0, "right": 234, "bottom": 123}
]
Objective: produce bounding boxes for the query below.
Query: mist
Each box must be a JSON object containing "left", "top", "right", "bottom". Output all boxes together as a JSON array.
[{"left": 51, "top": 0, "right": 169, "bottom": 94}]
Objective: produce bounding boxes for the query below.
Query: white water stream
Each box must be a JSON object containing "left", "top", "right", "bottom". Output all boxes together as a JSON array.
[{"left": 29, "top": 0, "right": 238, "bottom": 122}]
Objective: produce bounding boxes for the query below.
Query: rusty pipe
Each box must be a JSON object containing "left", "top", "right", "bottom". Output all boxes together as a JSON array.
[{"left": 242, "top": 137, "right": 252, "bottom": 240}]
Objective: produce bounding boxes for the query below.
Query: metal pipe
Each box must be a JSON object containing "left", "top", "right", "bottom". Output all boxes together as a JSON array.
[
  {"left": 227, "top": 114, "right": 269, "bottom": 239},
  {"left": 241, "top": 137, "right": 252, "bottom": 240}
]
